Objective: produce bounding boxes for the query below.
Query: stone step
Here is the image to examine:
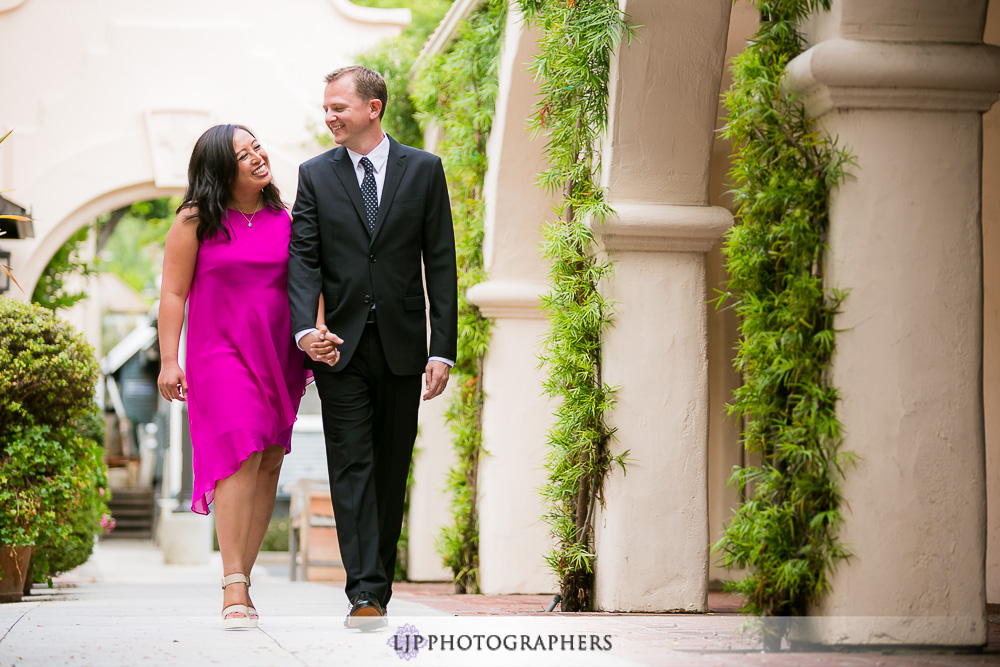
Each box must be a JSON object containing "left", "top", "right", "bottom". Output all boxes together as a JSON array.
[
  {"left": 103, "top": 529, "right": 153, "bottom": 540},
  {"left": 106, "top": 506, "right": 154, "bottom": 517}
]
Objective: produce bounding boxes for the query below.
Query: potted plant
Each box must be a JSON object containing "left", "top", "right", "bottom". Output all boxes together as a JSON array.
[
  {"left": 0, "top": 298, "right": 102, "bottom": 601},
  {"left": 0, "top": 425, "right": 43, "bottom": 601}
]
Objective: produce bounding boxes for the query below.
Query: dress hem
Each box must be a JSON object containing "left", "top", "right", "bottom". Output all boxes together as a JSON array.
[{"left": 190, "top": 426, "right": 294, "bottom": 515}]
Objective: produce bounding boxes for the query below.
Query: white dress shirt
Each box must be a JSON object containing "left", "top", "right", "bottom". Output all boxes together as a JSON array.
[
  {"left": 346, "top": 132, "right": 390, "bottom": 200},
  {"left": 296, "top": 134, "right": 454, "bottom": 368}
]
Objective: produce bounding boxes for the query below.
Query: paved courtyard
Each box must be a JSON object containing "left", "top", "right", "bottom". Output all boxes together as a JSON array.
[{"left": 0, "top": 540, "right": 996, "bottom": 666}]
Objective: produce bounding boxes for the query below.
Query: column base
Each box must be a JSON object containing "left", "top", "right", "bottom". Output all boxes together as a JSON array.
[{"left": 787, "top": 615, "right": 987, "bottom": 649}]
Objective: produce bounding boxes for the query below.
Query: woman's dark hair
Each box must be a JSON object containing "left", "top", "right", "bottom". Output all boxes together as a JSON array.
[{"left": 178, "top": 124, "right": 284, "bottom": 243}]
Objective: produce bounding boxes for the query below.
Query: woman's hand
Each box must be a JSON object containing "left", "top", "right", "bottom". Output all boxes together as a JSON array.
[{"left": 157, "top": 360, "right": 188, "bottom": 401}]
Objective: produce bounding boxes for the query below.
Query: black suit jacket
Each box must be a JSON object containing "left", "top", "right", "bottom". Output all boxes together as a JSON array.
[{"left": 287, "top": 136, "right": 457, "bottom": 376}]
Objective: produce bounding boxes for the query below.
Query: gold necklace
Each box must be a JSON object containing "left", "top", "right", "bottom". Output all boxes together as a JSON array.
[{"left": 235, "top": 196, "right": 263, "bottom": 228}]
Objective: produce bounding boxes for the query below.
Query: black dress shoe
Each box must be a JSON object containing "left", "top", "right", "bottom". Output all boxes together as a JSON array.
[{"left": 344, "top": 592, "right": 387, "bottom": 631}]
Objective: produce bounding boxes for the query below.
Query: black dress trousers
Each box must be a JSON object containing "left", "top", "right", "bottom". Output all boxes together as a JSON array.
[{"left": 312, "top": 320, "right": 421, "bottom": 606}]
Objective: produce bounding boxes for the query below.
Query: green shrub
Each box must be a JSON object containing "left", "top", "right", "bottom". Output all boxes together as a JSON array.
[
  {"left": 0, "top": 298, "right": 108, "bottom": 581},
  {"left": 0, "top": 298, "right": 100, "bottom": 433},
  {"left": 30, "top": 407, "right": 110, "bottom": 582}
]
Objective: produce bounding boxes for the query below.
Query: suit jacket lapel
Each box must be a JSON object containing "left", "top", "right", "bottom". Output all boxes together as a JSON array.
[
  {"left": 330, "top": 148, "right": 368, "bottom": 233},
  {"left": 370, "top": 139, "right": 408, "bottom": 245}
]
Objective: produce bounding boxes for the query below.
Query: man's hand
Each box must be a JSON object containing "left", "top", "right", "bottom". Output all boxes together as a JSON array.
[
  {"left": 303, "top": 325, "right": 344, "bottom": 366},
  {"left": 423, "top": 360, "right": 451, "bottom": 400}
]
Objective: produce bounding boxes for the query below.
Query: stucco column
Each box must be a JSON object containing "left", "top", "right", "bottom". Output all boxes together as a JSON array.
[
  {"left": 595, "top": 205, "right": 731, "bottom": 611},
  {"left": 592, "top": 0, "right": 733, "bottom": 611},
  {"left": 984, "top": 4, "right": 1000, "bottom": 605},
  {"left": 468, "top": 281, "right": 556, "bottom": 594},
  {"left": 407, "top": 380, "right": 455, "bottom": 582},
  {"left": 784, "top": 0, "right": 1000, "bottom": 647},
  {"left": 466, "top": 7, "right": 557, "bottom": 594}
]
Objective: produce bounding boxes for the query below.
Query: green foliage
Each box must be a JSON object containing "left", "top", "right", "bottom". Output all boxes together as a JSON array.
[
  {"left": 30, "top": 406, "right": 110, "bottom": 583},
  {"left": 31, "top": 225, "right": 99, "bottom": 311},
  {"left": 518, "top": 0, "right": 633, "bottom": 612},
  {"left": 711, "top": 0, "right": 854, "bottom": 640},
  {"left": 411, "top": 0, "right": 506, "bottom": 594},
  {"left": 98, "top": 197, "right": 178, "bottom": 296},
  {"left": 0, "top": 299, "right": 107, "bottom": 579},
  {"left": 315, "top": 1, "right": 454, "bottom": 150},
  {"left": 215, "top": 514, "right": 289, "bottom": 552},
  {"left": 0, "top": 298, "right": 101, "bottom": 435},
  {"left": 260, "top": 516, "right": 290, "bottom": 552}
]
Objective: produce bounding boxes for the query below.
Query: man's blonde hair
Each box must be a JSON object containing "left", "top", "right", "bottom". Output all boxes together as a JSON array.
[{"left": 325, "top": 65, "right": 387, "bottom": 120}]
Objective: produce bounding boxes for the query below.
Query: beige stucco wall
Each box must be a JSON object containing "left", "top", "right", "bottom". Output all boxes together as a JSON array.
[
  {"left": 983, "top": 0, "right": 1000, "bottom": 605},
  {"left": 594, "top": 0, "right": 733, "bottom": 611},
  {"left": 409, "top": 380, "right": 456, "bottom": 582},
  {"left": 0, "top": 0, "right": 407, "bottom": 309}
]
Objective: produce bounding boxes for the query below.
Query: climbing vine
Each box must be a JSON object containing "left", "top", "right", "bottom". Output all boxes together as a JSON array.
[
  {"left": 411, "top": 0, "right": 507, "bottom": 594},
  {"left": 712, "top": 0, "right": 854, "bottom": 645},
  {"left": 518, "top": 0, "right": 633, "bottom": 612}
]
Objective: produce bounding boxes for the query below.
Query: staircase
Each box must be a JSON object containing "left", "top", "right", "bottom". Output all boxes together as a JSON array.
[{"left": 106, "top": 487, "right": 156, "bottom": 539}]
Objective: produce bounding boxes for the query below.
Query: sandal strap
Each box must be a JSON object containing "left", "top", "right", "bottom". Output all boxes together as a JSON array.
[
  {"left": 221, "top": 573, "right": 250, "bottom": 589},
  {"left": 222, "top": 604, "right": 249, "bottom": 617}
]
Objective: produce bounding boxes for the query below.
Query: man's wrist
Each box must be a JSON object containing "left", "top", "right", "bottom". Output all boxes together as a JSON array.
[
  {"left": 428, "top": 356, "right": 454, "bottom": 368},
  {"left": 295, "top": 328, "right": 318, "bottom": 350}
]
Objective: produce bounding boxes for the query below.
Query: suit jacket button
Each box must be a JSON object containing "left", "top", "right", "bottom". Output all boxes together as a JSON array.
[
  {"left": 369, "top": 254, "right": 376, "bottom": 263},
  {"left": 363, "top": 295, "right": 371, "bottom": 304}
]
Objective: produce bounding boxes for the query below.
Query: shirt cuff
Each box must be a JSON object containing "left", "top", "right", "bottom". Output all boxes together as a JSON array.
[
  {"left": 428, "top": 356, "right": 454, "bottom": 368},
  {"left": 295, "top": 328, "right": 318, "bottom": 350}
]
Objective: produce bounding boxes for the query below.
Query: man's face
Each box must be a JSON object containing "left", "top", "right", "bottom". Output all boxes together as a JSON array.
[{"left": 323, "top": 75, "right": 378, "bottom": 150}]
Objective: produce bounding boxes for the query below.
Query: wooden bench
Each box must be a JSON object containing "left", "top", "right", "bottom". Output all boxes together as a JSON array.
[{"left": 286, "top": 479, "right": 346, "bottom": 581}]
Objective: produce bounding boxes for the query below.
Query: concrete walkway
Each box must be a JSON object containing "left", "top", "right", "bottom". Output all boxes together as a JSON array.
[{"left": 0, "top": 539, "right": 996, "bottom": 666}]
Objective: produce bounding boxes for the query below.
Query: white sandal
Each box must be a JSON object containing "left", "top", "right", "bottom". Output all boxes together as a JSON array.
[
  {"left": 244, "top": 574, "right": 258, "bottom": 621},
  {"left": 221, "top": 573, "right": 258, "bottom": 630}
]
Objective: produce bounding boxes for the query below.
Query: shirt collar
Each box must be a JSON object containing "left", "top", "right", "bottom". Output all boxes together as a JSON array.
[{"left": 346, "top": 133, "right": 390, "bottom": 174}]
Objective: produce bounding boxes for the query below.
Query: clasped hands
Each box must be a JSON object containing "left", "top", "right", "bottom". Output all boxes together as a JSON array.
[{"left": 302, "top": 325, "right": 342, "bottom": 366}]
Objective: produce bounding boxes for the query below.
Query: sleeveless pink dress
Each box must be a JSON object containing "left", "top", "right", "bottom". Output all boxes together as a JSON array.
[{"left": 185, "top": 207, "right": 308, "bottom": 515}]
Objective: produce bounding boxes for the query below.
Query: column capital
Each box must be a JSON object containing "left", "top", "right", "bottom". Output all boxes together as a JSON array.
[
  {"left": 785, "top": 38, "right": 1000, "bottom": 117},
  {"left": 597, "top": 202, "right": 733, "bottom": 253},
  {"left": 466, "top": 280, "right": 548, "bottom": 319}
]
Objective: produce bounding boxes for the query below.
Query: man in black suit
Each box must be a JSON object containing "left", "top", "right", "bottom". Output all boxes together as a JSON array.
[{"left": 287, "top": 66, "right": 457, "bottom": 630}]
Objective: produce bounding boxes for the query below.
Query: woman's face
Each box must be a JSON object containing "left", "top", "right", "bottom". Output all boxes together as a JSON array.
[{"left": 231, "top": 128, "right": 271, "bottom": 192}]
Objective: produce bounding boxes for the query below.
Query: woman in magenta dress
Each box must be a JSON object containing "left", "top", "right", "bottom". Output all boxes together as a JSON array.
[{"left": 157, "top": 124, "right": 337, "bottom": 630}]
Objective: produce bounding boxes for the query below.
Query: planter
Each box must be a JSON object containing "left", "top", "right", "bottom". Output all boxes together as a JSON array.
[
  {"left": 22, "top": 558, "right": 34, "bottom": 597},
  {"left": 0, "top": 545, "right": 33, "bottom": 603}
]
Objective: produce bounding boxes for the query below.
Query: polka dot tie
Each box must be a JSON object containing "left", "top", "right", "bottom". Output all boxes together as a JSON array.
[{"left": 360, "top": 157, "right": 377, "bottom": 235}]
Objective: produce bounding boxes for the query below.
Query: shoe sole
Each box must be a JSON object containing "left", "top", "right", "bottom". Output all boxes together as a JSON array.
[
  {"left": 223, "top": 620, "right": 259, "bottom": 630},
  {"left": 346, "top": 613, "right": 387, "bottom": 631}
]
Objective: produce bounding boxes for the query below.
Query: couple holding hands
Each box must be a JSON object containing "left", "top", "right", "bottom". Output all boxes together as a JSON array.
[{"left": 156, "top": 66, "right": 457, "bottom": 631}]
